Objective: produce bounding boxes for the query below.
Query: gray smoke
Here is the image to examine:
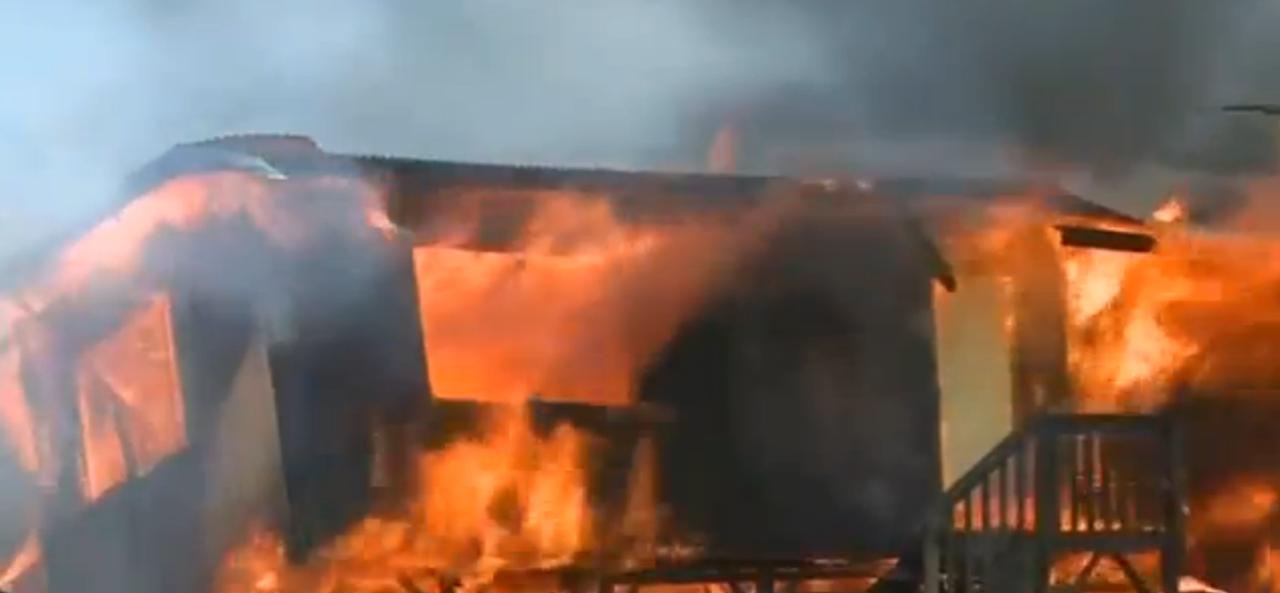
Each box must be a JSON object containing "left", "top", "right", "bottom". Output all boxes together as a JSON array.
[
  {"left": 0, "top": 0, "right": 1275, "bottom": 256},
  {"left": 736, "top": 0, "right": 1272, "bottom": 179},
  {"left": 0, "top": 0, "right": 824, "bottom": 256}
]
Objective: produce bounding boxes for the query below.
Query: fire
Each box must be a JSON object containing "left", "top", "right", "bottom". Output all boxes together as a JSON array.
[
  {"left": 214, "top": 190, "right": 763, "bottom": 592},
  {"left": 0, "top": 290, "right": 189, "bottom": 585},
  {"left": 1063, "top": 244, "right": 1203, "bottom": 411},
  {"left": 1153, "top": 195, "right": 1189, "bottom": 224},
  {"left": 29, "top": 145, "right": 1280, "bottom": 592},
  {"left": 11, "top": 171, "right": 389, "bottom": 327},
  {"left": 216, "top": 405, "right": 599, "bottom": 593},
  {"left": 944, "top": 181, "right": 1280, "bottom": 591},
  {"left": 77, "top": 293, "right": 185, "bottom": 500},
  {"left": 0, "top": 167, "right": 393, "bottom": 587},
  {"left": 0, "top": 158, "right": 758, "bottom": 591},
  {"left": 408, "top": 405, "right": 592, "bottom": 579},
  {"left": 1062, "top": 204, "right": 1280, "bottom": 409},
  {"left": 416, "top": 193, "right": 751, "bottom": 405},
  {"left": 0, "top": 344, "right": 38, "bottom": 476}
]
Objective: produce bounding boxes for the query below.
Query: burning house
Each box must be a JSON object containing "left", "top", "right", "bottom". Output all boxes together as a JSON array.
[{"left": 0, "top": 131, "right": 1275, "bottom": 593}]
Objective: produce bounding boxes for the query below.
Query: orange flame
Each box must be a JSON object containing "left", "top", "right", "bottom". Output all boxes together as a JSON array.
[
  {"left": 14, "top": 172, "right": 389, "bottom": 324},
  {"left": 944, "top": 178, "right": 1280, "bottom": 591},
  {"left": 214, "top": 189, "right": 771, "bottom": 592},
  {"left": 0, "top": 168, "right": 391, "bottom": 587},
  {"left": 416, "top": 193, "right": 753, "bottom": 405},
  {"left": 78, "top": 293, "right": 185, "bottom": 500},
  {"left": 1153, "top": 195, "right": 1189, "bottom": 224},
  {"left": 214, "top": 405, "right": 648, "bottom": 593}
]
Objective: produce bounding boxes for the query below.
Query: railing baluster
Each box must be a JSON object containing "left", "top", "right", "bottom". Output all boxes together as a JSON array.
[
  {"left": 978, "top": 481, "right": 989, "bottom": 532},
  {"left": 1017, "top": 441, "right": 1028, "bottom": 531},
  {"left": 925, "top": 414, "right": 1176, "bottom": 593},
  {"left": 995, "top": 462, "right": 1007, "bottom": 531},
  {"left": 1036, "top": 430, "right": 1061, "bottom": 590},
  {"left": 1116, "top": 436, "right": 1133, "bottom": 532},
  {"left": 962, "top": 496, "right": 972, "bottom": 593},
  {"left": 1084, "top": 431, "right": 1098, "bottom": 532},
  {"left": 1064, "top": 433, "right": 1078, "bottom": 532},
  {"left": 1140, "top": 436, "right": 1154, "bottom": 530},
  {"left": 1162, "top": 411, "right": 1188, "bottom": 593},
  {"left": 1098, "top": 433, "right": 1115, "bottom": 531},
  {"left": 945, "top": 529, "right": 959, "bottom": 593}
]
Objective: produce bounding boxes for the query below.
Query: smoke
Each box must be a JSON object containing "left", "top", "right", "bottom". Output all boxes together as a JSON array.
[
  {"left": 2, "top": 0, "right": 1275, "bottom": 247},
  {"left": 0, "top": 0, "right": 824, "bottom": 258},
  {"left": 727, "top": 1, "right": 1271, "bottom": 179},
  {"left": 2, "top": 0, "right": 1277, "bottom": 256}
]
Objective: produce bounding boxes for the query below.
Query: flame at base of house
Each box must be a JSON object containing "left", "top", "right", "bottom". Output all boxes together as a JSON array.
[{"left": 212, "top": 404, "right": 664, "bottom": 593}]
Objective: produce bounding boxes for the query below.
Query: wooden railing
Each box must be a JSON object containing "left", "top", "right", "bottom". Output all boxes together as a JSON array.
[{"left": 922, "top": 413, "right": 1182, "bottom": 593}]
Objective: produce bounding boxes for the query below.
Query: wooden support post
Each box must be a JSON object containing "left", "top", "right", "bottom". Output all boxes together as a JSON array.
[
  {"left": 271, "top": 240, "right": 430, "bottom": 563},
  {"left": 1007, "top": 226, "right": 1072, "bottom": 420},
  {"left": 923, "top": 518, "right": 941, "bottom": 593},
  {"left": 1034, "top": 431, "right": 1061, "bottom": 593},
  {"left": 755, "top": 571, "right": 775, "bottom": 593},
  {"left": 1161, "top": 412, "right": 1187, "bottom": 593}
]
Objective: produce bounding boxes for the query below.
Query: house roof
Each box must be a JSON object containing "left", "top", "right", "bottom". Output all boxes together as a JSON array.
[{"left": 0, "top": 134, "right": 1156, "bottom": 300}]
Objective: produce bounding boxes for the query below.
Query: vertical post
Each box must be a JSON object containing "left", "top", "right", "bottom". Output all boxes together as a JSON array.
[
  {"left": 1007, "top": 226, "right": 1072, "bottom": 421},
  {"left": 18, "top": 322, "right": 95, "bottom": 593},
  {"left": 1161, "top": 411, "right": 1187, "bottom": 593},
  {"left": 1033, "top": 425, "right": 1060, "bottom": 593},
  {"left": 755, "top": 571, "right": 775, "bottom": 593},
  {"left": 923, "top": 517, "right": 941, "bottom": 593},
  {"left": 373, "top": 244, "right": 433, "bottom": 506},
  {"left": 272, "top": 236, "right": 432, "bottom": 563},
  {"left": 17, "top": 324, "right": 84, "bottom": 520}
]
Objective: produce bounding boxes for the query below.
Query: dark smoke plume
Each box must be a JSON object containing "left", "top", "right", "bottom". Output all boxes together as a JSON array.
[{"left": 729, "top": 0, "right": 1264, "bottom": 178}]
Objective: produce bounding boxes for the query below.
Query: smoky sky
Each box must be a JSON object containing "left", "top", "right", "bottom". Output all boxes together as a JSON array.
[{"left": 0, "top": 0, "right": 1275, "bottom": 255}]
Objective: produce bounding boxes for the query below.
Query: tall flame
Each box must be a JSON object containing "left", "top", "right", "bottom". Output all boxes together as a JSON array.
[
  {"left": 950, "top": 176, "right": 1280, "bottom": 591},
  {"left": 217, "top": 406, "right": 597, "bottom": 593}
]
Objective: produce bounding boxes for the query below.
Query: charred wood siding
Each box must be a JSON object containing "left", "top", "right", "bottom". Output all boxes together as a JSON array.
[{"left": 638, "top": 210, "right": 944, "bottom": 558}]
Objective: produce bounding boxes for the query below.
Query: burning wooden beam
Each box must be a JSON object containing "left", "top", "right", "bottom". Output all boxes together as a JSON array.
[{"left": 1055, "top": 224, "right": 1157, "bottom": 254}]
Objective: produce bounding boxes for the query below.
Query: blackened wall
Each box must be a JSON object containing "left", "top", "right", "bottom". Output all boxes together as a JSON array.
[
  {"left": 269, "top": 234, "right": 430, "bottom": 562},
  {"left": 639, "top": 209, "right": 942, "bottom": 558}
]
